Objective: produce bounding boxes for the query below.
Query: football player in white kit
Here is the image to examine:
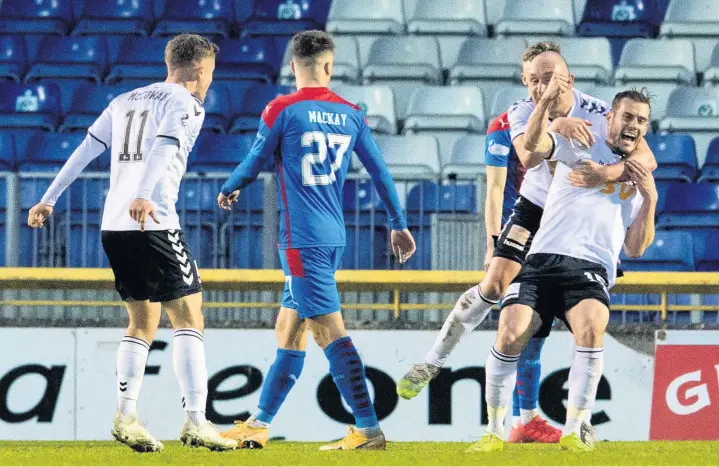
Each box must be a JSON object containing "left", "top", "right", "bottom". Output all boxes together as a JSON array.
[
  {"left": 398, "top": 42, "right": 656, "bottom": 443},
  {"left": 27, "top": 34, "right": 237, "bottom": 452},
  {"left": 474, "top": 86, "right": 657, "bottom": 453}
]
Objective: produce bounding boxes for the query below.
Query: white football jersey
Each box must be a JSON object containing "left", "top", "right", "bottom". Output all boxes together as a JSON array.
[
  {"left": 507, "top": 88, "right": 610, "bottom": 208},
  {"left": 528, "top": 133, "right": 645, "bottom": 287},
  {"left": 88, "top": 82, "right": 205, "bottom": 231}
]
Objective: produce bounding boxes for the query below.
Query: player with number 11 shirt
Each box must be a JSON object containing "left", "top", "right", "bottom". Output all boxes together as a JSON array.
[{"left": 218, "top": 30, "right": 416, "bottom": 450}]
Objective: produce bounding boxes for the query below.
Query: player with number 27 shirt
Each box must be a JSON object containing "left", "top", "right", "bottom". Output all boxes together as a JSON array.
[{"left": 218, "top": 30, "right": 416, "bottom": 451}]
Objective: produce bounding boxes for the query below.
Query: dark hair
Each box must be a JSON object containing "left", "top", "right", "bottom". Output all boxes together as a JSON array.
[
  {"left": 522, "top": 41, "right": 561, "bottom": 63},
  {"left": 165, "top": 34, "right": 218, "bottom": 70},
  {"left": 291, "top": 30, "right": 335, "bottom": 65},
  {"left": 612, "top": 87, "right": 653, "bottom": 110}
]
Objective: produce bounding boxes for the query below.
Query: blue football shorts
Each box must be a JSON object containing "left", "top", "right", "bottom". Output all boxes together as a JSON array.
[{"left": 279, "top": 246, "right": 344, "bottom": 319}]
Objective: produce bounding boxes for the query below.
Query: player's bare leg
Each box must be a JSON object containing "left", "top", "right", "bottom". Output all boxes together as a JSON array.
[
  {"left": 398, "top": 257, "right": 520, "bottom": 399},
  {"left": 468, "top": 304, "right": 541, "bottom": 453},
  {"left": 112, "top": 300, "right": 164, "bottom": 453},
  {"left": 559, "top": 299, "right": 608, "bottom": 452},
  {"left": 165, "top": 293, "right": 237, "bottom": 451},
  {"left": 222, "top": 307, "right": 308, "bottom": 448},
  {"left": 308, "top": 313, "right": 386, "bottom": 451}
]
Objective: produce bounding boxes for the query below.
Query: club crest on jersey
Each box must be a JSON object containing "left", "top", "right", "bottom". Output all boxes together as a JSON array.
[{"left": 308, "top": 110, "right": 347, "bottom": 126}]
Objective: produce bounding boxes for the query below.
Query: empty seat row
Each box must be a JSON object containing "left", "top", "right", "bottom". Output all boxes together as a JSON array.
[
  {"left": 620, "top": 230, "right": 719, "bottom": 272},
  {"left": 0, "top": 36, "right": 288, "bottom": 85},
  {"left": 0, "top": 0, "right": 330, "bottom": 37}
]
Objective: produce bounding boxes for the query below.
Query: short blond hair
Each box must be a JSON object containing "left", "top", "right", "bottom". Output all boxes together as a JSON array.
[
  {"left": 165, "top": 34, "right": 218, "bottom": 71},
  {"left": 522, "top": 41, "right": 562, "bottom": 63}
]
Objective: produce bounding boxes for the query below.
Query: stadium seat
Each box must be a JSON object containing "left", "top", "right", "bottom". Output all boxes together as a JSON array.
[
  {"left": 215, "top": 37, "right": 285, "bottom": 84},
  {"left": 694, "top": 231, "right": 719, "bottom": 271},
  {"left": 436, "top": 36, "right": 467, "bottom": 71},
  {"left": 24, "top": 37, "right": 108, "bottom": 85},
  {"left": 655, "top": 180, "right": 672, "bottom": 215},
  {"left": 644, "top": 133, "right": 698, "bottom": 182},
  {"left": 17, "top": 133, "right": 88, "bottom": 171},
  {"left": 366, "top": 80, "right": 428, "bottom": 121},
  {"left": 614, "top": 39, "right": 695, "bottom": 85},
  {"left": 552, "top": 38, "right": 613, "bottom": 85},
  {"left": 619, "top": 230, "right": 695, "bottom": 271},
  {"left": 578, "top": 0, "right": 659, "bottom": 37},
  {"left": 325, "top": 0, "right": 405, "bottom": 35},
  {"left": 406, "top": 181, "right": 477, "bottom": 213},
  {"left": 699, "top": 137, "right": 719, "bottom": 182},
  {"left": 188, "top": 133, "right": 249, "bottom": 172},
  {"left": 0, "top": 36, "right": 26, "bottom": 83},
  {"left": 342, "top": 179, "right": 391, "bottom": 269},
  {"left": 658, "top": 182, "right": 719, "bottom": 229},
  {"left": 582, "top": 84, "right": 674, "bottom": 122},
  {"left": 490, "top": 86, "right": 530, "bottom": 118},
  {"left": 442, "top": 134, "right": 486, "bottom": 179},
  {"left": 58, "top": 84, "right": 132, "bottom": 133},
  {"left": 201, "top": 83, "right": 232, "bottom": 133},
  {"left": 660, "top": 87, "right": 719, "bottom": 161},
  {"left": 229, "top": 84, "right": 292, "bottom": 133},
  {"left": 0, "top": 83, "right": 61, "bottom": 131},
  {"left": 368, "top": 135, "right": 441, "bottom": 177},
  {"left": 404, "top": 86, "right": 485, "bottom": 133},
  {"left": 0, "top": 132, "right": 16, "bottom": 170},
  {"left": 448, "top": 37, "right": 526, "bottom": 84},
  {"left": 406, "top": 0, "right": 488, "bottom": 36},
  {"left": 660, "top": 0, "right": 719, "bottom": 38},
  {"left": 73, "top": 0, "right": 154, "bottom": 36},
  {"left": 0, "top": 0, "right": 73, "bottom": 35},
  {"left": 105, "top": 37, "right": 170, "bottom": 84},
  {"left": 701, "top": 43, "right": 719, "bottom": 86},
  {"left": 280, "top": 36, "right": 359, "bottom": 84},
  {"left": 243, "top": 0, "right": 332, "bottom": 36},
  {"left": 362, "top": 37, "right": 442, "bottom": 84},
  {"left": 153, "top": 0, "right": 233, "bottom": 38},
  {"left": 690, "top": 38, "right": 719, "bottom": 75},
  {"left": 495, "top": 0, "right": 576, "bottom": 36},
  {"left": 331, "top": 85, "right": 397, "bottom": 134}
]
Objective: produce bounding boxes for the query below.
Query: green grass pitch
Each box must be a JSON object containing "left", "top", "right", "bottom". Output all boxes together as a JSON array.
[{"left": 1, "top": 441, "right": 718, "bottom": 466}]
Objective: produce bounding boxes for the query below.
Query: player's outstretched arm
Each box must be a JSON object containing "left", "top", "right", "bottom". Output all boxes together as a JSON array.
[
  {"left": 354, "top": 123, "right": 414, "bottom": 263},
  {"left": 218, "top": 114, "right": 281, "bottom": 208},
  {"left": 623, "top": 160, "right": 657, "bottom": 258},
  {"left": 29, "top": 131, "right": 109, "bottom": 229}
]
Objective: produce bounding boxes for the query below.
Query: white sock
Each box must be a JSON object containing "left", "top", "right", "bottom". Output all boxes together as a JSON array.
[
  {"left": 512, "top": 415, "right": 521, "bottom": 426},
  {"left": 116, "top": 336, "right": 150, "bottom": 419},
  {"left": 356, "top": 425, "right": 383, "bottom": 438},
  {"left": 564, "top": 346, "right": 604, "bottom": 436},
  {"left": 173, "top": 328, "right": 208, "bottom": 425},
  {"left": 520, "top": 408, "right": 540, "bottom": 425},
  {"left": 485, "top": 346, "right": 519, "bottom": 437},
  {"left": 248, "top": 413, "right": 270, "bottom": 429},
  {"left": 425, "top": 286, "right": 497, "bottom": 367}
]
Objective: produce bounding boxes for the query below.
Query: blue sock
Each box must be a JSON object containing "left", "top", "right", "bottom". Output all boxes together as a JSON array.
[
  {"left": 516, "top": 337, "right": 545, "bottom": 413},
  {"left": 324, "top": 336, "right": 378, "bottom": 429},
  {"left": 512, "top": 382, "right": 521, "bottom": 417},
  {"left": 255, "top": 348, "right": 305, "bottom": 424}
]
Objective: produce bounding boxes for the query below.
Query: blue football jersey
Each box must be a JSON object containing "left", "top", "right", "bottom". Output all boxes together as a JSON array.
[{"left": 221, "top": 86, "right": 406, "bottom": 249}]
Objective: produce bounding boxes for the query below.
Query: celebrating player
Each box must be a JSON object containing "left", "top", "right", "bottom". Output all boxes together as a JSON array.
[
  {"left": 27, "top": 34, "right": 237, "bottom": 452},
  {"left": 475, "top": 88, "right": 657, "bottom": 452},
  {"left": 217, "top": 30, "right": 416, "bottom": 450},
  {"left": 397, "top": 41, "right": 657, "bottom": 443}
]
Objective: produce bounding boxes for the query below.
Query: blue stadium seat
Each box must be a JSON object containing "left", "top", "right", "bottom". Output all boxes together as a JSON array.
[
  {"left": 694, "top": 231, "right": 719, "bottom": 271},
  {"left": 243, "top": 0, "right": 332, "bottom": 36},
  {"left": 342, "top": 180, "right": 389, "bottom": 270},
  {"left": 105, "top": 37, "right": 170, "bottom": 84},
  {"left": 229, "top": 84, "right": 292, "bottom": 133},
  {"left": 65, "top": 178, "right": 108, "bottom": 267},
  {"left": 73, "top": 0, "right": 154, "bottom": 36},
  {"left": 215, "top": 37, "right": 286, "bottom": 84},
  {"left": 698, "top": 137, "right": 719, "bottom": 183},
  {"left": 201, "top": 83, "right": 232, "bottom": 133},
  {"left": 188, "top": 133, "right": 249, "bottom": 172},
  {"left": 578, "top": 0, "right": 659, "bottom": 37},
  {"left": 619, "top": 230, "right": 694, "bottom": 271},
  {"left": 25, "top": 37, "right": 108, "bottom": 85},
  {"left": 18, "top": 133, "right": 88, "bottom": 171},
  {"left": 0, "top": 35, "right": 26, "bottom": 83},
  {"left": 644, "top": 133, "right": 697, "bottom": 182},
  {"left": 658, "top": 182, "right": 719, "bottom": 229},
  {"left": 0, "top": 83, "right": 61, "bottom": 131},
  {"left": 59, "top": 84, "right": 132, "bottom": 133},
  {"left": 655, "top": 180, "right": 672, "bottom": 215},
  {"left": 153, "top": 0, "right": 233, "bottom": 38},
  {"left": 0, "top": 0, "right": 73, "bottom": 35},
  {"left": 0, "top": 132, "right": 16, "bottom": 170},
  {"left": 406, "top": 181, "right": 477, "bottom": 214}
]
